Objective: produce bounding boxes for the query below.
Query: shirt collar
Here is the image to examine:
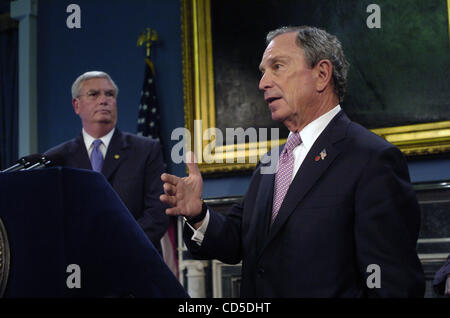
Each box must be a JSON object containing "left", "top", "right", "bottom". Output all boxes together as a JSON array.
[
  {"left": 82, "top": 127, "right": 115, "bottom": 150},
  {"left": 295, "top": 104, "right": 341, "bottom": 152}
]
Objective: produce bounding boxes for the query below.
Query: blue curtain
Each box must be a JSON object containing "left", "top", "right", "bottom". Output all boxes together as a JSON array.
[{"left": 0, "top": 16, "right": 19, "bottom": 170}]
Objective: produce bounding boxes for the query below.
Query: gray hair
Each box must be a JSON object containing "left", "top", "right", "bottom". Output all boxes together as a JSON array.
[
  {"left": 266, "top": 26, "right": 349, "bottom": 102},
  {"left": 71, "top": 71, "right": 119, "bottom": 98}
]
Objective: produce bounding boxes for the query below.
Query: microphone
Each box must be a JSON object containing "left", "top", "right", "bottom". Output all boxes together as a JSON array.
[
  {"left": 24, "top": 154, "right": 64, "bottom": 170},
  {"left": 1, "top": 154, "right": 43, "bottom": 172}
]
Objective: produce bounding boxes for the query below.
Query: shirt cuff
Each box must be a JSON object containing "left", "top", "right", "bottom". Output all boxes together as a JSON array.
[{"left": 185, "top": 210, "right": 210, "bottom": 246}]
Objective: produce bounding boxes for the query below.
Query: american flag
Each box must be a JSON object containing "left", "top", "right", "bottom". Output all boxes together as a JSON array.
[
  {"left": 137, "top": 58, "right": 161, "bottom": 141},
  {"left": 137, "top": 57, "right": 178, "bottom": 279}
]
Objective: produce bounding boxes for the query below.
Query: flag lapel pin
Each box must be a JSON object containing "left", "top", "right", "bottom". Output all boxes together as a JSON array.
[
  {"left": 320, "top": 149, "right": 327, "bottom": 160},
  {"left": 315, "top": 149, "right": 327, "bottom": 162}
]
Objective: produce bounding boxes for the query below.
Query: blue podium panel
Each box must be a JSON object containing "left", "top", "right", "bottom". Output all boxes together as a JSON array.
[{"left": 0, "top": 167, "right": 188, "bottom": 298}]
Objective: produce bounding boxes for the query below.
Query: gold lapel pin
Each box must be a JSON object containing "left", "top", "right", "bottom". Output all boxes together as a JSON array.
[{"left": 114, "top": 154, "right": 120, "bottom": 160}]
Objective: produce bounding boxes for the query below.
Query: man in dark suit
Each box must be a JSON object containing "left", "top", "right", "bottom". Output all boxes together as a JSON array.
[
  {"left": 45, "top": 71, "right": 168, "bottom": 254},
  {"left": 160, "top": 26, "right": 425, "bottom": 297},
  {"left": 433, "top": 255, "right": 450, "bottom": 296}
]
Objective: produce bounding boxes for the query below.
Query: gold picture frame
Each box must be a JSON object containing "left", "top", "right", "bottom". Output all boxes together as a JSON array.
[{"left": 181, "top": 0, "right": 450, "bottom": 175}]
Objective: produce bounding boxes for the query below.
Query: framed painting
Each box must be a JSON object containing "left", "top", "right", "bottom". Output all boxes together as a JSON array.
[{"left": 182, "top": 0, "right": 450, "bottom": 174}]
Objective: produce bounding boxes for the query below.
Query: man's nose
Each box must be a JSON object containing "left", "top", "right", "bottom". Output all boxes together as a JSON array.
[
  {"left": 98, "top": 92, "right": 109, "bottom": 104},
  {"left": 259, "top": 73, "right": 272, "bottom": 91}
]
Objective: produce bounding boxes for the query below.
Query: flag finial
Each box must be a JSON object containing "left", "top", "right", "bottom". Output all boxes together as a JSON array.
[{"left": 137, "top": 28, "right": 158, "bottom": 57}]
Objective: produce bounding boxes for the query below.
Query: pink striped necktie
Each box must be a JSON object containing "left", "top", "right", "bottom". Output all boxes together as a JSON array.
[{"left": 272, "top": 132, "right": 302, "bottom": 223}]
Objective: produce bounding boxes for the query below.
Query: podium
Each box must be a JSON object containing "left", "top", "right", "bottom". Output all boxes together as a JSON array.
[{"left": 0, "top": 167, "right": 188, "bottom": 298}]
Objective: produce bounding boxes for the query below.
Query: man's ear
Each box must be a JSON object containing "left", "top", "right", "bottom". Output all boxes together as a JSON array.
[
  {"left": 73, "top": 98, "right": 80, "bottom": 114},
  {"left": 314, "top": 59, "right": 333, "bottom": 92}
]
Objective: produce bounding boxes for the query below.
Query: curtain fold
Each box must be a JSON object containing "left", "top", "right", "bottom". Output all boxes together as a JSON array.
[{"left": 0, "top": 13, "right": 19, "bottom": 170}]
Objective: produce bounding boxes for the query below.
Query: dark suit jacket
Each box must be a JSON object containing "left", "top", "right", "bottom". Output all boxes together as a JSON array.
[
  {"left": 433, "top": 255, "right": 450, "bottom": 296},
  {"left": 45, "top": 129, "right": 169, "bottom": 254},
  {"left": 184, "top": 111, "right": 425, "bottom": 297}
]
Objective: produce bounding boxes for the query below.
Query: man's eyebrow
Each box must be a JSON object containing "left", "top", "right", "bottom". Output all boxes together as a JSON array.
[
  {"left": 269, "top": 56, "right": 289, "bottom": 63},
  {"left": 259, "top": 55, "right": 289, "bottom": 69},
  {"left": 260, "top": 56, "right": 290, "bottom": 71}
]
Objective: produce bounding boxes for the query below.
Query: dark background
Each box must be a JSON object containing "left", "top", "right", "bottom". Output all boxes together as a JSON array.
[{"left": 211, "top": 0, "right": 450, "bottom": 144}]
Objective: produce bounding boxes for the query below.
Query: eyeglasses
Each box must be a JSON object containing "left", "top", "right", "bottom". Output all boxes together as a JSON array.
[{"left": 77, "top": 90, "right": 117, "bottom": 100}]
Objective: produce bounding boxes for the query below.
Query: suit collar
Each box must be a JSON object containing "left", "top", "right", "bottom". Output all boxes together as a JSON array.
[
  {"left": 259, "top": 110, "right": 351, "bottom": 255},
  {"left": 82, "top": 127, "right": 116, "bottom": 151},
  {"left": 298, "top": 104, "right": 342, "bottom": 152},
  {"left": 72, "top": 129, "right": 129, "bottom": 178},
  {"left": 70, "top": 134, "right": 92, "bottom": 170},
  {"left": 252, "top": 161, "right": 276, "bottom": 253},
  {"left": 102, "top": 129, "right": 129, "bottom": 180}
]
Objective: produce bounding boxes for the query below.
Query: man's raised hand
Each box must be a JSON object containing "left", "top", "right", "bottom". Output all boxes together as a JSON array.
[{"left": 160, "top": 152, "right": 203, "bottom": 218}]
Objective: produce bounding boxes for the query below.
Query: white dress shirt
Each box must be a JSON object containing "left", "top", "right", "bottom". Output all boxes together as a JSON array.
[
  {"left": 82, "top": 128, "right": 115, "bottom": 160},
  {"left": 188, "top": 105, "right": 342, "bottom": 244}
]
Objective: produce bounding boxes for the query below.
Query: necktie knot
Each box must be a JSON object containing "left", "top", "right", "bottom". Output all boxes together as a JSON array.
[
  {"left": 93, "top": 139, "right": 102, "bottom": 148},
  {"left": 284, "top": 132, "right": 302, "bottom": 153},
  {"left": 91, "top": 139, "right": 104, "bottom": 172}
]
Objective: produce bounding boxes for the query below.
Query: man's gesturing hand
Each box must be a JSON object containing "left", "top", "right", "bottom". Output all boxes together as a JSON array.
[{"left": 160, "top": 153, "right": 203, "bottom": 218}]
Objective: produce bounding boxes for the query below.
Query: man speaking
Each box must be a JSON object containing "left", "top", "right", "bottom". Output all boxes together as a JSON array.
[{"left": 160, "top": 26, "right": 425, "bottom": 297}]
